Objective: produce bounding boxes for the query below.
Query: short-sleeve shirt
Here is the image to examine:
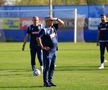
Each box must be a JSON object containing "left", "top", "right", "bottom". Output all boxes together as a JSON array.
[
  {"left": 98, "top": 22, "right": 108, "bottom": 42},
  {"left": 38, "top": 24, "right": 58, "bottom": 50},
  {"left": 27, "top": 24, "right": 43, "bottom": 48}
]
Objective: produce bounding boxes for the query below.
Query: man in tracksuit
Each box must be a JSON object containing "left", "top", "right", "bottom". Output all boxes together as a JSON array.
[
  {"left": 22, "top": 16, "right": 43, "bottom": 75},
  {"left": 97, "top": 14, "right": 108, "bottom": 69},
  {"left": 37, "top": 17, "right": 64, "bottom": 87}
]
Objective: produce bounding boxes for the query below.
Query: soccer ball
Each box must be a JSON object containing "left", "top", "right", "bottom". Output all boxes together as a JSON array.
[{"left": 34, "top": 69, "right": 41, "bottom": 76}]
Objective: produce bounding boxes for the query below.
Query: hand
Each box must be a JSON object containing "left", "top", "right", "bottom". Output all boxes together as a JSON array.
[
  {"left": 53, "top": 18, "right": 58, "bottom": 21},
  {"left": 50, "top": 17, "right": 58, "bottom": 21},
  {"left": 97, "top": 42, "right": 99, "bottom": 46},
  {"left": 42, "top": 46, "right": 50, "bottom": 51},
  {"left": 22, "top": 45, "right": 25, "bottom": 51}
]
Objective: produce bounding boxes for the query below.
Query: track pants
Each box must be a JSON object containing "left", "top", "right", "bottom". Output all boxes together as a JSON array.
[
  {"left": 100, "top": 42, "right": 108, "bottom": 64},
  {"left": 43, "top": 49, "right": 56, "bottom": 84},
  {"left": 30, "top": 46, "right": 43, "bottom": 70}
]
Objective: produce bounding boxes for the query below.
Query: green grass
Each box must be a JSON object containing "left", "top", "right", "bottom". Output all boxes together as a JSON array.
[{"left": 0, "top": 42, "right": 108, "bottom": 90}]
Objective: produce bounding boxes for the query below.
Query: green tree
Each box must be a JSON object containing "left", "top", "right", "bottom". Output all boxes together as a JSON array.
[
  {"left": 16, "top": 0, "right": 48, "bottom": 5},
  {"left": 86, "top": 0, "right": 106, "bottom": 4},
  {"left": 15, "top": 0, "right": 108, "bottom": 5}
]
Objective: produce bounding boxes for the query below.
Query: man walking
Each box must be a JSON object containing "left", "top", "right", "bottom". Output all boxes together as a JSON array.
[
  {"left": 22, "top": 16, "right": 43, "bottom": 75},
  {"left": 97, "top": 14, "right": 108, "bottom": 69}
]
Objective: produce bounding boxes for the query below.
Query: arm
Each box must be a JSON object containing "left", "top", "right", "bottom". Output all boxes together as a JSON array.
[
  {"left": 97, "top": 30, "right": 100, "bottom": 46},
  {"left": 54, "top": 18, "right": 64, "bottom": 28},
  {"left": 22, "top": 34, "right": 29, "bottom": 51},
  {"left": 56, "top": 18, "right": 64, "bottom": 27},
  {"left": 36, "top": 37, "right": 44, "bottom": 49},
  {"left": 36, "top": 37, "right": 50, "bottom": 51}
]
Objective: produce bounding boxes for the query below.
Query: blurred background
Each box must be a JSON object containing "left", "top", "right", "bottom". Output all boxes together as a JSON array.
[
  {"left": 0, "top": 0, "right": 108, "bottom": 42},
  {"left": 1, "top": 0, "right": 108, "bottom": 5}
]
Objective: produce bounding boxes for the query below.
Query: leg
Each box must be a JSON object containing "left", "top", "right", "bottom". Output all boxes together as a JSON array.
[
  {"left": 105, "top": 42, "right": 108, "bottom": 52},
  {"left": 37, "top": 47, "right": 43, "bottom": 66},
  {"left": 99, "top": 42, "right": 105, "bottom": 69},
  {"left": 30, "top": 48, "right": 36, "bottom": 70},
  {"left": 37, "top": 47, "right": 43, "bottom": 72},
  {"left": 48, "top": 53, "right": 56, "bottom": 82},
  {"left": 48, "top": 50, "right": 56, "bottom": 86},
  {"left": 43, "top": 50, "right": 51, "bottom": 86},
  {"left": 100, "top": 42, "right": 105, "bottom": 64},
  {"left": 104, "top": 42, "right": 108, "bottom": 62}
]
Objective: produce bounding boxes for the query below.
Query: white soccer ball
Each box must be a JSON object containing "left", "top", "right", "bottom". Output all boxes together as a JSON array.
[{"left": 34, "top": 69, "right": 41, "bottom": 76}]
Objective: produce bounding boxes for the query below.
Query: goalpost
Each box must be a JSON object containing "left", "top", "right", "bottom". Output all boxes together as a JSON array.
[
  {"left": 74, "top": 8, "right": 77, "bottom": 43},
  {"left": 0, "top": 6, "right": 85, "bottom": 42},
  {"left": 49, "top": 0, "right": 77, "bottom": 43},
  {"left": 52, "top": 8, "right": 80, "bottom": 43},
  {"left": 0, "top": 8, "right": 79, "bottom": 42},
  {"left": 0, "top": 0, "right": 86, "bottom": 42},
  {"left": 49, "top": 0, "right": 84, "bottom": 43}
]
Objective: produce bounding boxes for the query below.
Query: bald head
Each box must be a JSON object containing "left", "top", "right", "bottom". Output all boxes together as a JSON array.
[
  {"left": 33, "top": 16, "right": 39, "bottom": 20},
  {"left": 32, "top": 16, "right": 39, "bottom": 26}
]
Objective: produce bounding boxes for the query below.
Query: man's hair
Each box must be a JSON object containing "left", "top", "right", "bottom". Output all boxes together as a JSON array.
[
  {"left": 101, "top": 14, "right": 106, "bottom": 17},
  {"left": 45, "top": 17, "right": 50, "bottom": 21}
]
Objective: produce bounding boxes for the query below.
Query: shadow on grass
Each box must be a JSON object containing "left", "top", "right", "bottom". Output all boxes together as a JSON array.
[
  {"left": 0, "top": 50, "right": 29, "bottom": 52},
  {"left": 55, "top": 65, "right": 108, "bottom": 71},
  {"left": 0, "top": 66, "right": 107, "bottom": 77},
  {"left": 0, "top": 85, "right": 44, "bottom": 88},
  {"left": 0, "top": 69, "right": 30, "bottom": 71},
  {"left": 0, "top": 69, "right": 32, "bottom": 76}
]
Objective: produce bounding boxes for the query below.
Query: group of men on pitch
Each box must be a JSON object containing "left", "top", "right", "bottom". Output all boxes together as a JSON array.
[
  {"left": 22, "top": 16, "right": 64, "bottom": 87},
  {"left": 22, "top": 13, "right": 108, "bottom": 87}
]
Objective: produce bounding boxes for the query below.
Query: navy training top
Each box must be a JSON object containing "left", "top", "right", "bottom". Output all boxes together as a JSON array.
[
  {"left": 38, "top": 24, "right": 58, "bottom": 50},
  {"left": 98, "top": 22, "right": 108, "bottom": 42},
  {"left": 27, "top": 24, "right": 43, "bottom": 48}
]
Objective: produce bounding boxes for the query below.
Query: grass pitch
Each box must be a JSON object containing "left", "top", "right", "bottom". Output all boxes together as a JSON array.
[{"left": 0, "top": 42, "right": 108, "bottom": 90}]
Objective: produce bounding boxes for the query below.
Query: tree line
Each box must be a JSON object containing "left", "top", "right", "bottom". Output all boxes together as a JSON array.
[{"left": 0, "top": 0, "right": 108, "bottom": 6}]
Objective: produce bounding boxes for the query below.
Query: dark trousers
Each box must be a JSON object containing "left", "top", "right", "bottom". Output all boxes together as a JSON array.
[
  {"left": 30, "top": 46, "right": 43, "bottom": 70},
  {"left": 100, "top": 42, "right": 108, "bottom": 64},
  {"left": 43, "top": 49, "right": 56, "bottom": 84}
]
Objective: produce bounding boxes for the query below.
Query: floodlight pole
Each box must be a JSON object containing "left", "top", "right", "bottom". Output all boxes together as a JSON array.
[{"left": 49, "top": 0, "right": 53, "bottom": 17}]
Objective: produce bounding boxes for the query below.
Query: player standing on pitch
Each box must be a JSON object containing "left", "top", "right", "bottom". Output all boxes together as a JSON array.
[
  {"left": 97, "top": 14, "right": 108, "bottom": 69},
  {"left": 22, "top": 16, "right": 43, "bottom": 75},
  {"left": 36, "top": 17, "right": 64, "bottom": 87}
]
